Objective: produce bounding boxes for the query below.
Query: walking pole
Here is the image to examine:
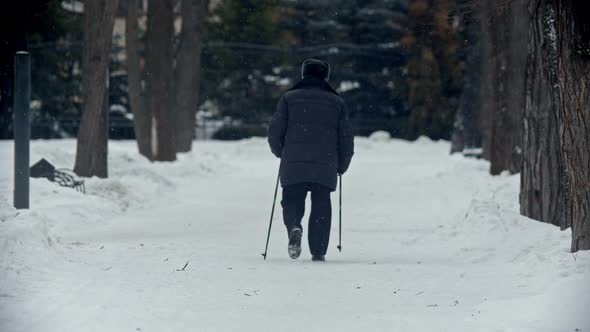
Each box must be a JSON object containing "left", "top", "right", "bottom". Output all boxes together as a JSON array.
[
  {"left": 337, "top": 174, "right": 342, "bottom": 252},
  {"left": 262, "top": 171, "right": 280, "bottom": 260}
]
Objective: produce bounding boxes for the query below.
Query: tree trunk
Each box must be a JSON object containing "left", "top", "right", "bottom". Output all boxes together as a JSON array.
[
  {"left": 451, "top": 10, "right": 481, "bottom": 154},
  {"left": 520, "top": 0, "right": 570, "bottom": 229},
  {"left": 145, "top": 0, "right": 176, "bottom": 161},
  {"left": 488, "top": 0, "right": 527, "bottom": 175},
  {"left": 126, "top": 0, "right": 152, "bottom": 159},
  {"left": 479, "top": 0, "right": 495, "bottom": 161},
  {"left": 554, "top": 0, "right": 590, "bottom": 252},
  {"left": 174, "top": 0, "right": 208, "bottom": 153},
  {"left": 74, "top": 0, "right": 119, "bottom": 178}
]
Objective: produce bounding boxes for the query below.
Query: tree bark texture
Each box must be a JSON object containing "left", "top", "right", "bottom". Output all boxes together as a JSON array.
[
  {"left": 145, "top": 0, "right": 176, "bottom": 161},
  {"left": 74, "top": 0, "right": 119, "bottom": 178},
  {"left": 520, "top": 0, "right": 570, "bottom": 229},
  {"left": 488, "top": 0, "right": 528, "bottom": 175},
  {"left": 554, "top": 0, "right": 590, "bottom": 252},
  {"left": 174, "top": 0, "right": 208, "bottom": 153},
  {"left": 126, "top": 0, "right": 152, "bottom": 160}
]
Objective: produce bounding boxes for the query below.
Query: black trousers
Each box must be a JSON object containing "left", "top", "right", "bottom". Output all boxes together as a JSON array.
[{"left": 281, "top": 182, "right": 332, "bottom": 256}]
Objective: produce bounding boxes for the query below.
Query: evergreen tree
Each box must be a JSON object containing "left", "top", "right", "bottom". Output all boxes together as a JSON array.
[
  {"left": 203, "top": 0, "right": 463, "bottom": 140},
  {"left": 401, "top": 0, "right": 462, "bottom": 140},
  {"left": 202, "top": 0, "right": 281, "bottom": 123},
  {"left": 0, "top": 0, "right": 82, "bottom": 139},
  {"left": 277, "top": 0, "right": 408, "bottom": 136}
]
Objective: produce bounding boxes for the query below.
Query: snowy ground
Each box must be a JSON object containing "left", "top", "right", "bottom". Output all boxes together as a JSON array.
[{"left": 0, "top": 137, "right": 589, "bottom": 332}]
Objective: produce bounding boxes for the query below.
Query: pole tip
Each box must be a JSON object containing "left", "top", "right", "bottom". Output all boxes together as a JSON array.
[{"left": 337, "top": 245, "right": 342, "bottom": 252}]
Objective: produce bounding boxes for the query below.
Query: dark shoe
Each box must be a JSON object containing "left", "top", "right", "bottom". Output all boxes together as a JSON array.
[
  {"left": 311, "top": 255, "right": 325, "bottom": 262},
  {"left": 288, "top": 227, "right": 302, "bottom": 259}
]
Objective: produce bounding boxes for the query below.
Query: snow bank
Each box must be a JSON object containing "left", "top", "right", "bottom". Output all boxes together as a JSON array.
[
  {"left": 0, "top": 138, "right": 588, "bottom": 332},
  {"left": 368, "top": 130, "right": 391, "bottom": 142}
]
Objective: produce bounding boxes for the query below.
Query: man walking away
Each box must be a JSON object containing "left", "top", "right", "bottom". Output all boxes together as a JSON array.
[{"left": 268, "top": 59, "right": 354, "bottom": 262}]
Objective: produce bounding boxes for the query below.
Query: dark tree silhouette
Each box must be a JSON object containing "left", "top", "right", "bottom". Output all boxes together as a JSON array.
[
  {"left": 520, "top": 0, "right": 570, "bottom": 230},
  {"left": 126, "top": 0, "right": 152, "bottom": 160},
  {"left": 175, "top": 0, "right": 209, "bottom": 152},
  {"left": 145, "top": 0, "right": 176, "bottom": 161},
  {"left": 554, "top": 0, "right": 590, "bottom": 252},
  {"left": 74, "top": 0, "right": 119, "bottom": 177}
]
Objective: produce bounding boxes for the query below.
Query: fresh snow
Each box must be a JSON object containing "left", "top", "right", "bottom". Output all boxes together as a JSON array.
[{"left": 1, "top": 138, "right": 589, "bottom": 332}]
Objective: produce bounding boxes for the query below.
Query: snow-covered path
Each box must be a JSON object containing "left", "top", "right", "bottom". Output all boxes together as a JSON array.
[{"left": 1, "top": 138, "right": 589, "bottom": 332}]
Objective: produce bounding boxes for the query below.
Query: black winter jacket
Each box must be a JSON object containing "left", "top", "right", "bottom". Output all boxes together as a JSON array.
[{"left": 268, "top": 78, "right": 354, "bottom": 191}]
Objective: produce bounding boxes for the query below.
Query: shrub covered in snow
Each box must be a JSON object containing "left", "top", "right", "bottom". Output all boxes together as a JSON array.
[{"left": 368, "top": 130, "right": 392, "bottom": 142}]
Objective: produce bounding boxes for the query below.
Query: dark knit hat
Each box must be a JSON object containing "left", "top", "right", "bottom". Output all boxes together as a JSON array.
[{"left": 301, "top": 59, "right": 331, "bottom": 81}]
